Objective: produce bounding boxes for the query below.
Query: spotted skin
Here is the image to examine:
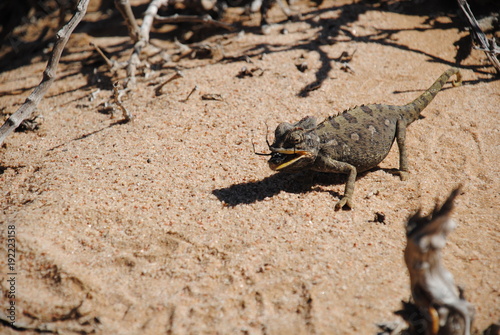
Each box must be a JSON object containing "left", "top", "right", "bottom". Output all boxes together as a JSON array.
[{"left": 267, "top": 68, "right": 462, "bottom": 209}]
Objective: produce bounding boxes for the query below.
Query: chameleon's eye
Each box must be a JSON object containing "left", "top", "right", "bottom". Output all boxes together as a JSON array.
[{"left": 289, "top": 132, "right": 302, "bottom": 144}]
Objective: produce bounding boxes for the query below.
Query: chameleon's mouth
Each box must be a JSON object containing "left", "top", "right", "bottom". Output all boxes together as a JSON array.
[{"left": 268, "top": 149, "right": 309, "bottom": 171}]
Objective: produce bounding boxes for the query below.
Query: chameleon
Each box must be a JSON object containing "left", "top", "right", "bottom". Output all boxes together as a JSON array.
[{"left": 259, "top": 67, "right": 462, "bottom": 210}]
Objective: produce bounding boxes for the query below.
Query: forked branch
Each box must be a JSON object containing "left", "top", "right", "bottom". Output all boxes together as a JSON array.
[
  {"left": 457, "top": 0, "right": 500, "bottom": 74},
  {"left": 0, "top": 0, "right": 90, "bottom": 146},
  {"left": 122, "top": 0, "right": 169, "bottom": 87}
]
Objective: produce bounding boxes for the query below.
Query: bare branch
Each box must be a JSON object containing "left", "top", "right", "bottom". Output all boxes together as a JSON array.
[
  {"left": 154, "top": 14, "right": 236, "bottom": 31},
  {"left": 125, "top": 0, "right": 169, "bottom": 87},
  {"left": 114, "top": 0, "right": 141, "bottom": 42},
  {"left": 90, "top": 41, "right": 114, "bottom": 68},
  {"left": 0, "top": 0, "right": 90, "bottom": 146},
  {"left": 182, "top": 85, "right": 198, "bottom": 102},
  {"left": 404, "top": 187, "right": 475, "bottom": 335},
  {"left": 116, "top": 1, "right": 232, "bottom": 87},
  {"left": 141, "top": 0, "right": 169, "bottom": 43},
  {"left": 457, "top": 0, "right": 500, "bottom": 74},
  {"left": 155, "top": 70, "right": 184, "bottom": 96},
  {"left": 113, "top": 82, "right": 133, "bottom": 122},
  {"left": 89, "top": 42, "right": 127, "bottom": 72}
]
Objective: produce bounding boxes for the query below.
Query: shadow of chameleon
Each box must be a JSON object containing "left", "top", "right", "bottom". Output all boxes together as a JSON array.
[
  {"left": 212, "top": 171, "right": 350, "bottom": 206},
  {"left": 213, "top": 167, "right": 399, "bottom": 206}
]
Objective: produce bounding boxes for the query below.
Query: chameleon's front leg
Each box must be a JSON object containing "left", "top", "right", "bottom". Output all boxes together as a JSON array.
[
  {"left": 336, "top": 163, "right": 357, "bottom": 210},
  {"left": 315, "top": 154, "right": 357, "bottom": 210}
]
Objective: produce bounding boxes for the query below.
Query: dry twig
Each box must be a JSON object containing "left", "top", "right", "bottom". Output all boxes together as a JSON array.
[
  {"left": 0, "top": 0, "right": 90, "bottom": 146},
  {"left": 155, "top": 70, "right": 184, "bottom": 96},
  {"left": 457, "top": 0, "right": 500, "bottom": 74},
  {"left": 114, "top": 0, "right": 141, "bottom": 42},
  {"left": 89, "top": 42, "right": 127, "bottom": 72},
  {"left": 182, "top": 85, "right": 198, "bottom": 102},
  {"left": 113, "top": 82, "right": 133, "bottom": 122},
  {"left": 154, "top": 14, "right": 236, "bottom": 31},
  {"left": 129, "top": 0, "right": 169, "bottom": 86},
  {"left": 236, "top": 66, "right": 264, "bottom": 78},
  {"left": 112, "top": 1, "right": 234, "bottom": 86},
  {"left": 403, "top": 187, "right": 475, "bottom": 335},
  {"left": 201, "top": 93, "right": 223, "bottom": 101}
]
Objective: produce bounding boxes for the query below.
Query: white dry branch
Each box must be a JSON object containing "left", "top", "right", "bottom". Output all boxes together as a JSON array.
[
  {"left": 0, "top": 0, "right": 90, "bottom": 146},
  {"left": 404, "top": 187, "right": 475, "bottom": 335},
  {"left": 114, "top": 0, "right": 169, "bottom": 87},
  {"left": 113, "top": 82, "right": 133, "bottom": 122},
  {"left": 154, "top": 13, "right": 236, "bottom": 31},
  {"left": 457, "top": 0, "right": 500, "bottom": 74},
  {"left": 112, "top": 0, "right": 235, "bottom": 87}
]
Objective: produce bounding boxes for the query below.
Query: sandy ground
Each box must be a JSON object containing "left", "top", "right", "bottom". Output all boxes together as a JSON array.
[{"left": 0, "top": 0, "right": 499, "bottom": 334}]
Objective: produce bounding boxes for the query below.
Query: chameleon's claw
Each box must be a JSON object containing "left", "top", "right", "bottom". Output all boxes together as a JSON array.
[
  {"left": 335, "top": 196, "right": 353, "bottom": 210},
  {"left": 452, "top": 71, "right": 463, "bottom": 87}
]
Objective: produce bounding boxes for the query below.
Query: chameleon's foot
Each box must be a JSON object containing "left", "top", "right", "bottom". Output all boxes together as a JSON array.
[
  {"left": 452, "top": 70, "right": 463, "bottom": 87},
  {"left": 335, "top": 196, "right": 353, "bottom": 210},
  {"left": 398, "top": 170, "right": 409, "bottom": 181}
]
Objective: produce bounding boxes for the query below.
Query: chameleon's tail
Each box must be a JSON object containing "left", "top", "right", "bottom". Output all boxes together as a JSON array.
[{"left": 403, "top": 67, "right": 462, "bottom": 123}]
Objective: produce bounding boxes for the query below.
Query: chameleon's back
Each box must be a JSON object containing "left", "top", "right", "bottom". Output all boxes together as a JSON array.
[
  {"left": 313, "top": 104, "right": 402, "bottom": 172},
  {"left": 312, "top": 67, "right": 461, "bottom": 173}
]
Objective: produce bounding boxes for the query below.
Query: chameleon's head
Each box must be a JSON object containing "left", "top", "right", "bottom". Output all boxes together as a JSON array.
[{"left": 268, "top": 116, "right": 320, "bottom": 172}]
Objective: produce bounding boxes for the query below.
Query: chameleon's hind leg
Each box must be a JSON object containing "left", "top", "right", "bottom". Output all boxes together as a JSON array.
[{"left": 396, "top": 119, "right": 410, "bottom": 181}]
